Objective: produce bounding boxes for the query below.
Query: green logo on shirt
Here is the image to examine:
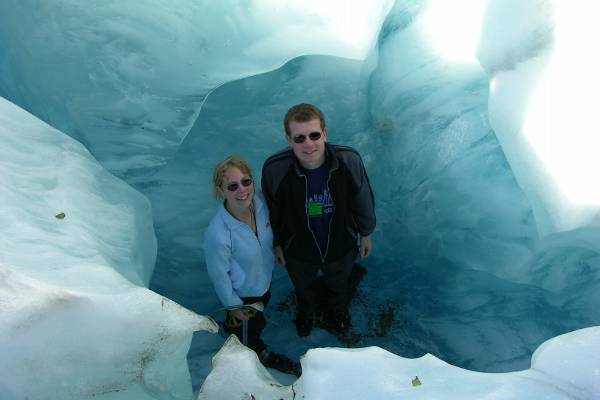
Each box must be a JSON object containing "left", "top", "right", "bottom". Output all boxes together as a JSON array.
[{"left": 307, "top": 202, "right": 323, "bottom": 217}]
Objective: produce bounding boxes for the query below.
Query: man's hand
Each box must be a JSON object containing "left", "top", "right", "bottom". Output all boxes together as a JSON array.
[
  {"left": 359, "top": 235, "right": 372, "bottom": 259},
  {"left": 274, "top": 245, "right": 286, "bottom": 266}
]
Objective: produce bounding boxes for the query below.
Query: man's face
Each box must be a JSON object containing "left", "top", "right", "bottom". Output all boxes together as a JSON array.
[{"left": 286, "top": 118, "right": 327, "bottom": 169}]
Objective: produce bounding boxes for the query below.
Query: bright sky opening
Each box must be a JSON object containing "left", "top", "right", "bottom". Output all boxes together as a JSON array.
[{"left": 422, "top": 0, "right": 486, "bottom": 63}]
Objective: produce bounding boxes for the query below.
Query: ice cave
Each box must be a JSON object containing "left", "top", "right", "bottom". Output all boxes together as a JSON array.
[{"left": 1, "top": 0, "right": 599, "bottom": 399}]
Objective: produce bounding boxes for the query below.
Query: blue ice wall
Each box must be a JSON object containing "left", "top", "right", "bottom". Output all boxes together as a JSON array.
[
  {"left": 0, "top": 0, "right": 390, "bottom": 179},
  {"left": 145, "top": 1, "right": 599, "bottom": 380}
]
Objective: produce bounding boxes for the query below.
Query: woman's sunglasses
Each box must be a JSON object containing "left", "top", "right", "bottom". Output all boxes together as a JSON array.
[
  {"left": 226, "top": 177, "right": 253, "bottom": 192},
  {"left": 292, "top": 131, "right": 322, "bottom": 144}
]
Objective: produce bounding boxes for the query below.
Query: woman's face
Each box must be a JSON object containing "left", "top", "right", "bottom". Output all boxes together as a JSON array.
[{"left": 219, "top": 167, "right": 254, "bottom": 211}]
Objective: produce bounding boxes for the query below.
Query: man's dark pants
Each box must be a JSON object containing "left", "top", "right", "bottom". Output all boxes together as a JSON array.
[{"left": 285, "top": 249, "right": 355, "bottom": 315}]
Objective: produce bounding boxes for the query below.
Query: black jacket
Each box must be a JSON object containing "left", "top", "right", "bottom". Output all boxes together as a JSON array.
[{"left": 261, "top": 143, "right": 376, "bottom": 264}]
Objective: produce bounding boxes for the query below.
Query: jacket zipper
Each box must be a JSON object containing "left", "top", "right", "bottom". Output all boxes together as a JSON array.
[
  {"left": 253, "top": 203, "right": 261, "bottom": 247},
  {"left": 241, "top": 201, "right": 260, "bottom": 247},
  {"left": 322, "top": 167, "right": 336, "bottom": 262}
]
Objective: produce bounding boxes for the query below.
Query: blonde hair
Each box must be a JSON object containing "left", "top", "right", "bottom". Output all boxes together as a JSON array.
[{"left": 212, "top": 156, "right": 253, "bottom": 199}]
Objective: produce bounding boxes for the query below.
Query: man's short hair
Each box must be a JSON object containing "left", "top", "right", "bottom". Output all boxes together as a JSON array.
[{"left": 284, "top": 103, "right": 326, "bottom": 136}]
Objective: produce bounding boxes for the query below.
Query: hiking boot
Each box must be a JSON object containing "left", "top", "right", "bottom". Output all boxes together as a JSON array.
[
  {"left": 259, "top": 349, "right": 301, "bottom": 377},
  {"left": 330, "top": 308, "right": 351, "bottom": 333},
  {"left": 294, "top": 311, "right": 314, "bottom": 337}
]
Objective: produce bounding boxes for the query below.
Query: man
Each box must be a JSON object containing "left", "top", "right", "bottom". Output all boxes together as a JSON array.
[{"left": 261, "top": 103, "right": 376, "bottom": 336}]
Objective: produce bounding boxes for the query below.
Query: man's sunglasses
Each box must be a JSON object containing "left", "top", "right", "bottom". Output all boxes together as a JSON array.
[
  {"left": 226, "top": 177, "right": 253, "bottom": 192},
  {"left": 292, "top": 131, "right": 322, "bottom": 144}
]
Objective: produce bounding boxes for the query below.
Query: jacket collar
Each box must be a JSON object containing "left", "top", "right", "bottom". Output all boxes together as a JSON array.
[{"left": 219, "top": 192, "right": 264, "bottom": 231}]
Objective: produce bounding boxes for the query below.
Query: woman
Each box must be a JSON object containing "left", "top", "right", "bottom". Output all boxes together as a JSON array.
[{"left": 204, "top": 156, "right": 300, "bottom": 376}]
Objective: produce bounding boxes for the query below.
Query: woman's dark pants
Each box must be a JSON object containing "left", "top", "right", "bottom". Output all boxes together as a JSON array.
[{"left": 223, "top": 290, "right": 271, "bottom": 354}]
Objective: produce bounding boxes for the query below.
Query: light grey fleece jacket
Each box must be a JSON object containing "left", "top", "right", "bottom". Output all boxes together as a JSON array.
[{"left": 203, "top": 191, "right": 275, "bottom": 308}]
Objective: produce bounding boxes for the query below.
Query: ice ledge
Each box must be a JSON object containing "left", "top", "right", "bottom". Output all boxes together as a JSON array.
[
  {"left": 0, "top": 97, "right": 218, "bottom": 400},
  {"left": 200, "top": 327, "right": 599, "bottom": 400},
  {"left": 199, "top": 335, "right": 297, "bottom": 400}
]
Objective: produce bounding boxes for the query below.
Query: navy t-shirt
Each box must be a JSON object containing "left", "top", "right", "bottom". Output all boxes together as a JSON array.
[{"left": 301, "top": 164, "right": 335, "bottom": 256}]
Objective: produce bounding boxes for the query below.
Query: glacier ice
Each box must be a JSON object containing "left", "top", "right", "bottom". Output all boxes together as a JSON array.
[
  {"left": 200, "top": 327, "right": 600, "bottom": 399},
  {"left": 0, "top": 98, "right": 217, "bottom": 400},
  {"left": 1, "top": 0, "right": 600, "bottom": 399},
  {"left": 198, "top": 336, "right": 295, "bottom": 400},
  {"left": 478, "top": 0, "right": 600, "bottom": 235},
  {"left": 0, "top": 0, "right": 392, "bottom": 178}
]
